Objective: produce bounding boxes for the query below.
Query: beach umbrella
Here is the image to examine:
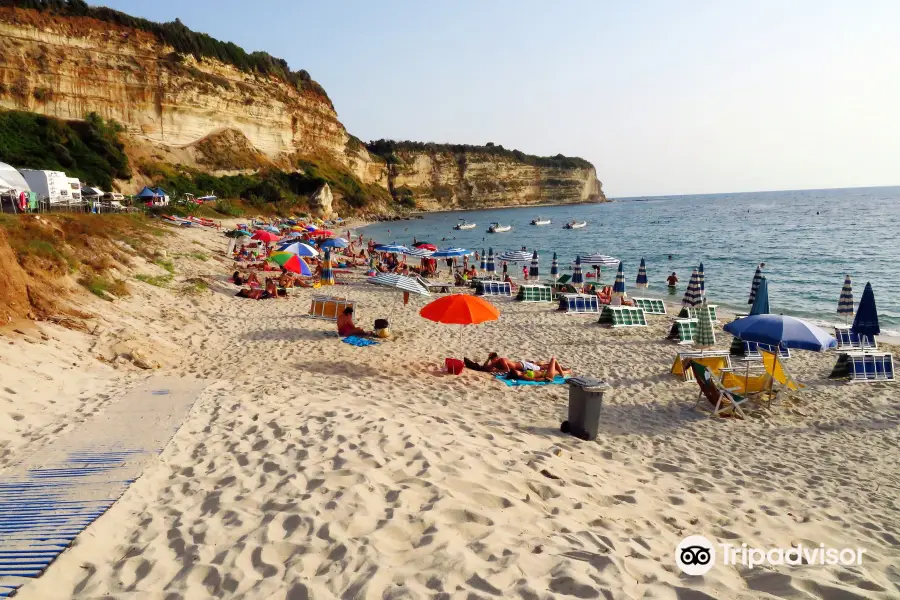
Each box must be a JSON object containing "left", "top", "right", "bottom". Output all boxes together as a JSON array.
[
  {"left": 486, "top": 248, "right": 496, "bottom": 274},
  {"left": 267, "top": 252, "right": 312, "bottom": 276},
  {"left": 698, "top": 262, "right": 706, "bottom": 293},
  {"left": 276, "top": 241, "right": 318, "bottom": 257},
  {"left": 636, "top": 258, "right": 648, "bottom": 288},
  {"left": 749, "top": 276, "right": 770, "bottom": 316},
  {"left": 263, "top": 226, "right": 280, "bottom": 234},
  {"left": 480, "top": 249, "right": 486, "bottom": 271},
  {"left": 694, "top": 299, "right": 717, "bottom": 349},
  {"left": 851, "top": 282, "right": 880, "bottom": 337},
  {"left": 319, "top": 237, "right": 349, "bottom": 249},
  {"left": 404, "top": 247, "right": 434, "bottom": 258},
  {"left": 321, "top": 249, "right": 335, "bottom": 285},
  {"left": 304, "top": 225, "right": 317, "bottom": 231},
  {"left": 572, "top": 256, "right": 584, "bottom": 285},
  {"left": 414, "top": 242, "right": 437, "bottom": 251},
  {"left": 432, "top": 248, "right": 471, "bottom": 258},
  {"left": 748, "top": 265, "right": 763, "bottom": 304},
  {"left": 251, "top": 230, "right": 281, "bottom": 243},
  {"left": 420, "top": 294, "right": 499, "bottom": 325},
  {"left": 612, "top": 262, "right": 626, "bottom": 297},
  {"left": 837, "top": 275, "right": 854, "bottom": 323},
  {"left": 308, "top": 230, "right": 334, "bottom": 238},
  {"left": 550, "top": 252, "right": 559, "bottom": 277},
  {"left": 497, "top": 250, "right": 532, "bottom": 263},
  {"left": 367, "top": 273, "right": 430, "bottom": 296},
  {"left": 374, "top": 244, "right": 409, "bottom": 254},
  {"left": 581, "top": 254, "right": 620, "bottom": 267},
  {"left": 529, "top": 250, "right": 540, "bottom": 278},
  {"left": 224, "top": 229, "right": 251, "bottom": 238},
  {"left": 724, "top": 315, "right": 836, "bottom": 352},
  {"left": 682, "top": 268, "right": 702, "bottom": 308}
]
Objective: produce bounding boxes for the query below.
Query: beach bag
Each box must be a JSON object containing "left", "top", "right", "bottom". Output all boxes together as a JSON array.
[
  {"left": 445, "top": 358, "right": 465, "bottom": 375},
  {"left": 374, "top": 319, "right": 389, "bottom": 330}
]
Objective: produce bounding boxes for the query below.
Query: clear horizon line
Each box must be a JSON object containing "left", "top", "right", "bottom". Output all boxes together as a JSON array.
[{"left": 610, "top": 183, "right": 900, "bottom": 200}]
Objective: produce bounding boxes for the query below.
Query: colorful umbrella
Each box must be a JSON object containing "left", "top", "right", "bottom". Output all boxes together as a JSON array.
[
  {"left": 748, "top": 265, "right": 763, "bottom": 304},
  {"left": 309, "top": 230, "right": 334, "bottom": 238},
  {"left": 486, "top": 248, "right": 496, "bottom": 274},
  {"left": 420, "top": 294, "right": 500, "bottom": 325},
  {"left": 837, "top": 274, "right": 853, "bottom": 322},
  {"left": 698, "top": 262, "right": 706, "bottom": 293},
  {"left": 267, "top": 252, "right": 312, "bottom": 276},
  {"left": 321, "top": 249, "right": 335, "bottom": 285},
  {"left": 572, "top": 256, "right": 583, "bottom": 285},
  {"left": 851, "top": 282, "right": 880, "bottom": 337},
  {"left": 529, "top": 250, "right": 540, "bottom": 278},
  {"left": 480, "top": 249, "right": 486, "bottom": 271},
  {"left": 415, "top": 243, "right": 438, "bottom": 251},
  {"left": 749, "top": 276, "right": 770, "bottom": 316},
  {"left": 319, "top": 237, "right": 349, "bottom": 249},
  {"left": 612, "top": 262, "right": 626, "bottom": 297},
  {"left": 277, "top": 242, "right": 318, "bottom": 257},
  {"left": 636, "top": 258, "right": 648, "bottom": 288},
  {"left": 682, "top": 268, "right": 702, "bottom": 308},
  {"left": 550, "top": 252, "right": 559, "bottom": 277},
  {"left": 724, "top": 314, "right": 836, "bottom": 352},
  {"left": 251, "top": 230, "right": 281, "bottom": 243},
  {"left": 694, "top": 299, "right": 716, "bottom": 349}
]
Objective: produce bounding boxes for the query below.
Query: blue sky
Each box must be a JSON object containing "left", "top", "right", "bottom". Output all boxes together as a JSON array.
[{"left": 97, "top": 1, "right": 899, "bottom": 197}]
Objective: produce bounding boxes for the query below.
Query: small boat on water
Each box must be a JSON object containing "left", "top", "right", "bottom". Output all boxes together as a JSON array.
[
  {"left": 564, "top": 221, "right": 587, "bottom": 229},
  {"left": 487, "top": 222, "right": 512, "bottom": 233},
  {"left": 530, "top": 217, "right": 551, "bottom": 226},
  {"left": 454, "top": 219, "right": 477, "bottom": 230}
]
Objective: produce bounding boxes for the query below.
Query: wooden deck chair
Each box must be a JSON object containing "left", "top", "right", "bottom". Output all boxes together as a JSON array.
[{"left": 686, "top": 359, "right": 749, "bottom": 418}]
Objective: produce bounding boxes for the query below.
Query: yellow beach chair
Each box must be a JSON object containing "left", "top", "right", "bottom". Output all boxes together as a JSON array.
[{"left": 759, "top": 349, "right": 805, "bottom": 409}]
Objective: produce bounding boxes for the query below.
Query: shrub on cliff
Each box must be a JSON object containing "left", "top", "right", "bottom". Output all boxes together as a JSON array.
[{"left": 366, "top": 139, "right": 593, "bottom": 170}]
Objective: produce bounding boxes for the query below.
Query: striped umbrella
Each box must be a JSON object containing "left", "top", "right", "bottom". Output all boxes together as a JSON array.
[
  {"left": 636, "top": 257, "right": 648, "bottom": 288},
  {"left": 404, "top": 247, "right": 434, "bottom": 259},
  {"left": 612, "top": 262, "right": 626, "bottom": 297},
  {"left": 748, "top": 265, "right": 763, "bottom": 304},
  {"left": 497, "top": 250, "right": 532, "bottom": 263},
  {"left": 581, "top": 254, "right": 620, "bottom": 267},
  {"left": 837, "top": 274, "right": 853, "bottom": 323},
  {"left": 374, "top": 244, "right": 409, "bottom": 254},
  {"left": 682, "top": 268, "right": 702, "bottom": 308},
  {"left": 698, "top": 262, "right": 706, "bottom": 294},
  {"left": 486, "top": 248, "right": 496, "bottom": 274},
  {"left": 550, "top": 252, "right": 559, "bottom": 276},
  {"left": 321, "top": 249, "right": 335, "bottom": 285},
  {"left": 432, "top": 248, "right": 471, "bottom": 258},
  {"left": 276, "top": 241, "right": 318, "bottom": 257},
  {"left": 480, "top": 249, "right": 486, "bottom": 271},
  {"left": 367, "top": 273, "right": 430, "bottom": 296},
  {"left": 267, "top": 252, "right": 312, "bottom": 276},
  {"left": 572, "top": 256, "right": 584, "bottom": 285},
  {"left": 694, "top": 299, "right": 717, "bottom": 348},
  {"left": 529, "top": 250, "right": 540, "bottom": 278}
]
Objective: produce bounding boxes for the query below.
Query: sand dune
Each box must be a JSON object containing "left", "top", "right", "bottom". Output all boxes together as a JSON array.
[{"left": 3, "top": 222, "right": 899, "bottom": 599}]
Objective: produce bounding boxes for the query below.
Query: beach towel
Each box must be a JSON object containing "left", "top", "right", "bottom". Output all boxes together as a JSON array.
[
  {"left": 341, "top": 335, "right": 379, "bottom": 347},
  {"left": 495, "top": 374, "right": 568, "bottom": 387}
]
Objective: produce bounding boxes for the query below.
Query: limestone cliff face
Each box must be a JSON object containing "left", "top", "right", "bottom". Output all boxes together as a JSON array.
[{"left": 387, "top": 150, "right": 605, "bottom": 210}]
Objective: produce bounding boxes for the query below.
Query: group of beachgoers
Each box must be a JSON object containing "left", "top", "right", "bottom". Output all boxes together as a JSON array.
[{"left": 464, "top": 353, "right": 572, "bottom": 382}]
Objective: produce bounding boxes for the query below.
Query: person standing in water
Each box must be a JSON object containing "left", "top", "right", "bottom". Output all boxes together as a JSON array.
[{"left": 667, "top": 272, "right": 679, "bottom": 287}]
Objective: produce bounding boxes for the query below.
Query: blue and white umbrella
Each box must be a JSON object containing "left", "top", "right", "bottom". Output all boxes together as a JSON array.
[
  {"left": 837, "top": 274, "right": 853, "bottom": 322},
  {"left": 572, "top": 256, "right": 584, "bottom": 285},
  {"left": 374, "top": 244, "right": 409, "bottom": 254},
  {"left": 682, "top": 268, "right": 702, "bottom": 308},
  {"left": 367, "top": 273, "right": 430, "bottom": 296},
  {"left": 496, "top": 250, "right": 532, "bottom": 262},
  {"left": 319, "top": 237, "right": 349, "bottom": 249},
  {"left": 480, "top": 249, "right": 486, "bottom": 270},
  {"left": 851, "top": 282, "right": 880, "bottom": 337},
  {"left": 550, "top": 252, "right": 559, "bottom": 277},
  {"left": 748, "top": 265, "right": 763, "bottom": 304},
  {"left": 276, "top": 241, "right": 318, "bottom": 257},
  {"left": 529, "top": 250, "right": 539, "bottom": 278},
  {"left": 636, "top": 258, "right": 648, "bottom": 288},
  {"left": 486, "top": 248, "right": 496, "bottom": 274},
  {"left": 612, "top": 262, "right": 626, "bottom": 297},
  {"left": 580, "top": 254, "right": 620, "bottom": 267},
  {"left": 724, "top": 315, "right": 836, "bottom": 352},
  {"left": 432, "top": 248, "right": 471, "bottom": 258},
  {"left": 404, "top": 247, "right": 435, "bottom": 259}
]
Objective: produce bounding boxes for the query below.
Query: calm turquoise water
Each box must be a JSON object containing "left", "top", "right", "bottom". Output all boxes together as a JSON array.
[{"left": 358, "top": 187, "right": 900, "bottom": 335}]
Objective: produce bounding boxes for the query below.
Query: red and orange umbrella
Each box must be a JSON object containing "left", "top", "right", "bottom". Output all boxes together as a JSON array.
[
  {"left": 420, "top": 294, "right": 500, "bottom": 325},
  {"left": 308, "top": 230, "right": 334, "bottom": 238},
  {"left": 251, "top": 230, "right": 281, "bottom": 243}
]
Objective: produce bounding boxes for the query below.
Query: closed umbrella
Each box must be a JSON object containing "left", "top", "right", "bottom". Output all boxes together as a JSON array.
[
  {"left": 612, "top": 262, "right": 626, "bottom": 297},
  {"left": 749, "top": 276, "right": 770, "bottom": 316},
  {"left": 480, "top": 249, "right": 486, "bottom": 271},
  {"left": 694, "top": 299, "right": 716, "bottom": 349},
  {"left": 636, "top": 258, "right": 648, "bottom": 288},
  {"left": 486, "top": 248, "right": 496, "bottom": 275},
  {"left": 529, "top": 250, "right": 539, "bottom": 278},
  {"left": 321, "top": 249, "right": 335, "bottom": 285},
  {"left": 748, "top": 265, "right": 763, "bottom": 304},
  {"left": 698, "top": 262, "right": 706, "bottom": 293},
  {"left": 550, "top": 252, "right": 559, "bottom": 277},
  {"left": 572, "top": 256, "right": 583, "bottom": 285},
  {"left": 837, "top": 275, "right": 853, "bottom": 324},
  {"left": 682, "top": 268, "right": 702, "bottom": 308},
  {"left": 851, "top": 282, "right": 880, "bottom": 337},
  {"left": 724, "top": 315, "right": 836, "bottom": 352}
]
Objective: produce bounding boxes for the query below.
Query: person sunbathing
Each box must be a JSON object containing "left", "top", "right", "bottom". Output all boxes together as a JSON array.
[
  {"left": 246, "top": 272, "right": 260, "bottom": 288},
  {"left": 509, "top": 358, "right": 569, "bottom": 381},
  {"left": 235, "top": 287, "right": 264, "bottom": 299},
  {"left": 232, "top": 271, "right": 244, "bottom": 285},
  {"left": 483, "top": 353, "right": 571, "bottom": 375},
  {"left": 337, "top": 307, "right": 371, "bottom": 337}
]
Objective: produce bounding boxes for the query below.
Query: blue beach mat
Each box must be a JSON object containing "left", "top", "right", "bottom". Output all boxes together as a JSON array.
[
  {"left": 495, "top": 374, "right": 568, "bottom": 387},
  {"left": 342, "top": 335, "right": 379, "bottom": 347}
]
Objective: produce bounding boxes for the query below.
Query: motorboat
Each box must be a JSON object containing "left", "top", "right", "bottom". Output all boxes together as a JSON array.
[
  {"left": 530, "top": 217, "right": 551, "bottom": 226},
  {"left": 563, "top": 220, "right": 587, "bottom": 229},
  {"left": 487, "top": 222, "right": 512, "bottom": 233},
  {"left": 454, "top": 219, "right": 477, "bottom": 230}
]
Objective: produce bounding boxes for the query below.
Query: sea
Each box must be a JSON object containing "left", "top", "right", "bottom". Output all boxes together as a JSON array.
[{"left": 357, "top": 186, "right": 900, "bottom": 336}]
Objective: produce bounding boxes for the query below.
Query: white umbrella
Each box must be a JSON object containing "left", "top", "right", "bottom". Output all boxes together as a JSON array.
[
  {"left": 496, "top": 250, "right": 532, "bottom": 262},
  {"left": 367, "top": 273, "right": 430, "bottom": 296}
]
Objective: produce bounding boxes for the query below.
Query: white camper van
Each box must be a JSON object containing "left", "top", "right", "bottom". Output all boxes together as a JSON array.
[
  {"left": 67, "top": 178, "right": 82, "bottom": 202},
  {"left": 19, "top": 169, "right": 70, "bottom": 204}
]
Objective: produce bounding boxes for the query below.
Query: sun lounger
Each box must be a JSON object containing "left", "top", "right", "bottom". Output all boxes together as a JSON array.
[
  {"left": 632, "top": 297, "right": 667, "bottom": 315},
  {"left": 679, "top": 304, "right": 719, "bottom": 322},
  {"left": 757, "top": 349, "right": 805, "bottom": 409},
  {"left": 670, "top": 351, "right": 732, "bottom": 381},
  {"left": 558, "top": 293, "right": 600, "bottom": 314},
  {"left": 308, "top": 295, "right": 355, "bottom": 320},
  {"left": 425, "top": 281, "right": 453, "bottom": 294},
  {"left": 830, "top": 352, "right": 895, "bottom": 382},
  {"left": 686, "top": 359, "right": 750, "bottom": 418},
  {"left": 516, "top": 284, "right": 554, "bottom": 302},
  {"left": 475, "top": 280, "right": 512, "bottom": 296},
  {"left": 598, "top": 305, "right": 647, "bottom": 327},
  {"left": 667, "top": 319, "right": 698, "bottom": 344},
  {"left": 833, "top": 326, "right": 877, "bottom": 351}
]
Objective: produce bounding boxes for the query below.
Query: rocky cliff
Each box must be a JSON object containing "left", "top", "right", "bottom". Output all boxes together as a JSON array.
[{"left": 0, "top": 5, "right": 605, "bottom": 213}]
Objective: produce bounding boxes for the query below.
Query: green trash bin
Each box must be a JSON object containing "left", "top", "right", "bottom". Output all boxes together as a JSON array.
[{"left": 561, "top": 377, "right": 609, "bottom": 440}]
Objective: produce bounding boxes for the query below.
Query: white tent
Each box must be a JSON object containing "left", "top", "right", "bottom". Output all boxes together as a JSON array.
[{"left": 0, "top": 162, "right": 31, "bottom": 194}]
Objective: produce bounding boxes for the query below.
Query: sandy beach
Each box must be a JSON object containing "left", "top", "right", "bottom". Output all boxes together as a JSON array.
[{"left": 2, "top": 222, "right": 899, "bottom": 600}]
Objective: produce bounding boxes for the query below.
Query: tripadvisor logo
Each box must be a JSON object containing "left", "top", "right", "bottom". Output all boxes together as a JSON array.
[{"left": 676, "top": 535, "right": 866, "bottom": 575}]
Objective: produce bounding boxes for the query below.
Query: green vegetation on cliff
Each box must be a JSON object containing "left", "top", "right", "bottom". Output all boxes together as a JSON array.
[
  {"left": 366, "top": 139, "right": 593, "bottom": 170},
  {"left": 0, "top": 110, "right": 131, "bottom": 188},
  {"left": 0, "top": 0, "right": 330, "bottom": 104}
]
